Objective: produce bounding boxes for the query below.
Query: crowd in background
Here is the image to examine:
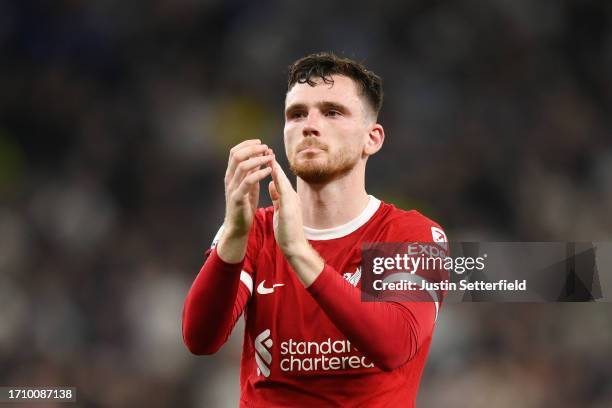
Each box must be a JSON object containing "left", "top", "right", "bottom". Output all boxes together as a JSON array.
[{"left": 1, "top": 1, "right": 611, "bottom": 406}]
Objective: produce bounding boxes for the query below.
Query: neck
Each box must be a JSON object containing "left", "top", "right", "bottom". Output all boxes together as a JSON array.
[{"left": 296, "top": 165, "right": 370, "bottom": 229}]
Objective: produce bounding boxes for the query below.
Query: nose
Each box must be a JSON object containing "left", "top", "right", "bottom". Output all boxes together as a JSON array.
[{"left": 302, "top": 111, "right": 321, "bottom": 137}]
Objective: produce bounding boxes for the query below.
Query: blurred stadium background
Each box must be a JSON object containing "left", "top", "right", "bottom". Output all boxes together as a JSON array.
[{"left": 1, "top": 0, "right": 611, "bottom": 406}]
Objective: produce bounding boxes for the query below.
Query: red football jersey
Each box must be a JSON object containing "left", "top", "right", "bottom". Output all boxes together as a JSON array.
[{"left": 184, "top": 196, "right": 447, "bottom": 407}]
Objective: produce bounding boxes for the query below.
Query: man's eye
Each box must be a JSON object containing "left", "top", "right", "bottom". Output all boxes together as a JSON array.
[
  {"left": 325, "top": 110, "right": 340, "bottom": 117},
  {"left": 291, "top": 111, "right": 306, "bottom": 119}
]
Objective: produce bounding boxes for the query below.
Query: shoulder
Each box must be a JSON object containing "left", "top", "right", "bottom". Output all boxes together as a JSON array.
[{"left": 377, "top": 201, "right": 448, "bottom": 244}]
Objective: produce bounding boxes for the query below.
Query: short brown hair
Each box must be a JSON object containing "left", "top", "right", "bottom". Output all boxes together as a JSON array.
[{"left": 287, "top": 52, "right": 383, "bottom": 117}]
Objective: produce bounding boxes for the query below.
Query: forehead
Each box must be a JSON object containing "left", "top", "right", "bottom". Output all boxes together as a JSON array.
[{"left": 285, "top": 75, "right": 363, "bottom": 109}]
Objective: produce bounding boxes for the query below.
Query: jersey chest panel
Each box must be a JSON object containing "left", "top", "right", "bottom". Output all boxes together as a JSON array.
[{"left": 244, "top": 233, "right": 378, "bottom": 380}]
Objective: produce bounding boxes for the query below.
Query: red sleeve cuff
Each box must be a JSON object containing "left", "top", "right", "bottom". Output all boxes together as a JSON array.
[
  {"left": 306, "top": 264, "right": 336, "bottom": 296},
  {"left": 208, "top": 247, "right": 245, "bottom": 270}
]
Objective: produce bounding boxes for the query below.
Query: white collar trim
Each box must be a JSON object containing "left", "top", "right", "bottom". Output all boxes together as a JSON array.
[{"left": 303, "top": 195, "right": 381, "bottom": 241}]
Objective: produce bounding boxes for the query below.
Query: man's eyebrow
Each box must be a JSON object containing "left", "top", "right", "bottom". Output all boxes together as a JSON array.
[
  {"left": 285, "top": 103, "right": 307, "bottom": 115},
  {"left": 318, "top": 101, "right": 349, "bottom": 112},
  {"left": 285, "top": 101, "right": 350, "bottom": 115}
]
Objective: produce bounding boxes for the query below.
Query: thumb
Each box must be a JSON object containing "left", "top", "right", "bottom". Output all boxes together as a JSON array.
[{"left": 268, "top": 180, "right": 280, "bottom": 211}]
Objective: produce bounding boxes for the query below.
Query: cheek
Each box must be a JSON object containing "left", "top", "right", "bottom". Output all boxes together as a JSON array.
[
  {"left": 284, "top": 122, "right": 298, "bottom": 139},
  {"left": 283, "top": 126, "right": 295, "bottom": 156},
  {"left": 338, "top": 125, "right": 366, "bottom": 152}
]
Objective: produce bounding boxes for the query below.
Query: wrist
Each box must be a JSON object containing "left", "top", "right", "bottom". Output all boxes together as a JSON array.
[
  {"left": 221, "top": 219, "right": 249, "bottom": 239},
  {"left": 216, "top": 229, "right": 248, "bottom": 264},
  {"left": 281, "top": 237, "right": 311, "bottom": 260}
]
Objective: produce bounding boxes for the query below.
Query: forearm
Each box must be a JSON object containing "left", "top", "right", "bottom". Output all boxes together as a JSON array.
[
  {"left": 183, "top": 138, "right": 269, "bottom": 354},
  {"left": 182, "top": 248, "right": 248, "bottom": 355},
  {"left": 306, "top": 264, "right": 436, "bottom": 371},
  {"left": 283, "top": 242, "right": 433, "bottom": 370}
]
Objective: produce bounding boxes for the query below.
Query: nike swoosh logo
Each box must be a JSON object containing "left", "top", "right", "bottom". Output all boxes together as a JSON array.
[{"left": 257, "top": 280, "right": 285, "bottom": 295}]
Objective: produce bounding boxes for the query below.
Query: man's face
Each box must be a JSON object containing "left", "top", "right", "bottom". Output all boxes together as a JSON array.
[{"left": 284, "top": 75, "right": 373, "bottom": 184}]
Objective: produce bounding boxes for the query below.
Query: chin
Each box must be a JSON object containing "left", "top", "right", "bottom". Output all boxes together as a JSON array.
[
  {"left": 289, "top": 160, "right": 325, "bottom": 183},
  {"left": 290, "top": 160, "right": 355, "bottom": 184},
  {"left": 293, "top": 169, "right": 335, "bottom": 184}
]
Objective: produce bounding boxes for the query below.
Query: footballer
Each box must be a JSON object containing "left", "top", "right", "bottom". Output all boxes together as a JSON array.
[{"left": 182, "top": 52, "right": 447, "bottom": 407}]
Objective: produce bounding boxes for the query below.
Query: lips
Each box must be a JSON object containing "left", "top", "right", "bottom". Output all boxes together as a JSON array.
[
  {"left": 299, "top": 147, "right": 323, "bottom": 154},
  {"left": 297, "top": 142, "right": 327, "bottom": 154}
]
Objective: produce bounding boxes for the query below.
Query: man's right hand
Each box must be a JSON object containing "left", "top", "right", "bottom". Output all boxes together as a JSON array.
[{"left": 217, "top": 139, "right": 274, "bottom": 263}]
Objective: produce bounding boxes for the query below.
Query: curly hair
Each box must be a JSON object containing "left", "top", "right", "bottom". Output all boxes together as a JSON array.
[{"left": 287, "top": 52, "right": 383, "bottom": 117}]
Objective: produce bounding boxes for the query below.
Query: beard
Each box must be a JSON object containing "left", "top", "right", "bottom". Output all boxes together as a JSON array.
[{"left": 288, "top": 139, "right": 360, "bottom": 184}]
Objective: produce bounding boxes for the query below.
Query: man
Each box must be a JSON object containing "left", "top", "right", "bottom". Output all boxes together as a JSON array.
[{"left": 182, "top": 52, "right": 447, "bottom": 407}]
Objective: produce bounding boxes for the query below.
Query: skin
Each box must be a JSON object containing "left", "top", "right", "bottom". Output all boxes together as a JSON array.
[{"left": 217, "top": 74, "right": 385, "bottom": 287}]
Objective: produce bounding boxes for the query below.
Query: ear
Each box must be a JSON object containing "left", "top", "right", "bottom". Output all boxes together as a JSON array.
[{"left": 364, "top": 123, "right": 385, "bottom": 156}]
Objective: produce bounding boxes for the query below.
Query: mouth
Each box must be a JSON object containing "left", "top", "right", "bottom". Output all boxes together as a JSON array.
[
  {"left": 297, "top": 141, "right": 327, "bottom": 154},
  {"left": 299, "top": 147, "right": 324, "bottom": 154}
]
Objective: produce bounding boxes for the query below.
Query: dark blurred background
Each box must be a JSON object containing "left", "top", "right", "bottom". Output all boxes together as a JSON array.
[{"left": 1, "top": 0, "right": 611, "bottom": 407}]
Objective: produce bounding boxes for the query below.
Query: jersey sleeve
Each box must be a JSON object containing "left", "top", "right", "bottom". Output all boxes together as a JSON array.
[
  {"left": 306, "top": 215, "right": 449, "bottom": 372},
  {"left": 207, "top": 223, "right": 257, "bottom": 294},
  {"left": 181, "top": 213, "right": 263, "bottom": 355},
  {"left": 381, "top": 215, "right": 449, "bottom": 321}
]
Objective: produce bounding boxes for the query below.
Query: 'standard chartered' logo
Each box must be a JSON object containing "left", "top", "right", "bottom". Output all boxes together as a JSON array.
[{"left": 254, "top": 328, "right": 375, "bottom": 376}]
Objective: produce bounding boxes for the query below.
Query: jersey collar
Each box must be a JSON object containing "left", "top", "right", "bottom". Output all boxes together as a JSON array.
[{"left": 303, "top": 195, "right": 381, "bottom": 241}]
